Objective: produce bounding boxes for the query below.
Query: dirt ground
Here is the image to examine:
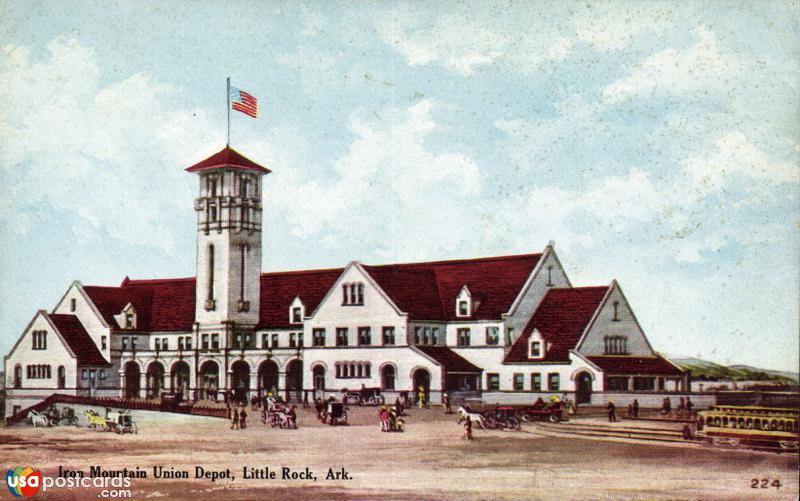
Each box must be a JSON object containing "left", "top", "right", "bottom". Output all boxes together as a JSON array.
[{"left": 1, "top": 405, "right": 797, "bottom": 500}]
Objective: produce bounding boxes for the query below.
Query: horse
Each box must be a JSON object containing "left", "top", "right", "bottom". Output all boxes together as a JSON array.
[
  {"left": 28, "top": 410, "right": 50, "bottom": 428},
  {"left": 457, "top": 406, "right": 486, "bottom": 429}
]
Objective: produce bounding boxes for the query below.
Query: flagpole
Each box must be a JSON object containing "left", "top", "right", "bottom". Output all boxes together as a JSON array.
[{"left": 226, "top": 77, "right": 231, "bottom": 147}]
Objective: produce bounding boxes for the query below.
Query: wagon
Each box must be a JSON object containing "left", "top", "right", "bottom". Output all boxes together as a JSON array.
[
  {"left": 484, "top": 406, "right": 521, "bottom": 430},
  {"left": 106, "top": 410, "right": 138, "bottom": 434},
  {"left": 326, "top": 402, "right": 348, "bottom": 426},
  {"left": 520, "top": 399, "right": 564, "bottom": 423},
  {"left": 342, "top": 387, "right": 385, "bottom": 406}
]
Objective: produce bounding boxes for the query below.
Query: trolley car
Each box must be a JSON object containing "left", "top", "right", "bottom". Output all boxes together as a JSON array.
[{"left": 698, "top": 405, "right": 799, "bottom": 450}]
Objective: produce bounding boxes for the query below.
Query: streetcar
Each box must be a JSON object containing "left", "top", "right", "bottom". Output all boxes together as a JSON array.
[{"left": 697, "top": 405, "right": 799, "bottom": 450}]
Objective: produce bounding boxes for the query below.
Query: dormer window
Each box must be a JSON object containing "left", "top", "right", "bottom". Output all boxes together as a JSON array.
[
  {"left": 115, "top": 304, "right": 137, "bottom": 330},
  {"left": 455, "top": 286, "right": 472, "bottom": 317},
  {"left": 290, "top": 297, "right": 305, "bottom": 323},
  {"left": 528, "top": 329, "right": 545, "bottom": 359}
]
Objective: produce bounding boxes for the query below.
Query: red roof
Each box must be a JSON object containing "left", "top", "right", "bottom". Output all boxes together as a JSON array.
[
  {"left": 83, "top": 269, "right": 344, "bottom": 332},
  {"left": 415, "top": 346, "right": 482, "bottom": 373},
  {"left": 256, "top": 268, "right": 344, "bottom": 329},
  {"left": 505, "top": 286, "right": 609, "bottom": 363},
  {"left": 587, "top": 355, "right": 684, "bottom": 375},
  {"left": 49, "top": 314, "right": 110, "bottom": 366},
  {"left": 84, "top": 278, "right": 196, "bottom": 332},
  {"left": 185, "top": 147, "right": 271, "bottom": 174},
  {"left": 363, "top": 253, "right": 541, "bottom": 321},
  {"left": 81, "top": 253, "right": 540, "bottom": 331}
]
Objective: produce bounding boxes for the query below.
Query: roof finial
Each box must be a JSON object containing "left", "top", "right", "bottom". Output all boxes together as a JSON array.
[{"left": 547, "top": 239, "right": 555, "bottom": 248}]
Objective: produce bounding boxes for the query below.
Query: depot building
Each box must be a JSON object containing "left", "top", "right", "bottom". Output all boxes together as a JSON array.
[{"left": 4, "top": 147, "right": 687, "bottom": 418}]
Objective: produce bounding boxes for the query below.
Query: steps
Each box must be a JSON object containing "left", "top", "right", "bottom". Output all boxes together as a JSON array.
[{"left": 534, "top": 420, "right": 693, "bottom": 444}]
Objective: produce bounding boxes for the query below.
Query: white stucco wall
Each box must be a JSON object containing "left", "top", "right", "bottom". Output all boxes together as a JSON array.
[
  {"left": 52, "top": 283, "right": 111, "bottom": 363},
  {"left": 577, "top": 283, "right": 653, "bottom": 357},
  {"left": 304, "top": 264, "right": 408, "bottom": 348},
  {"left": 504, "top": 248, "right": 571, "bottom": 344},
  {"left": 4, "top": 311, "right": 78, "bottom": 391}
]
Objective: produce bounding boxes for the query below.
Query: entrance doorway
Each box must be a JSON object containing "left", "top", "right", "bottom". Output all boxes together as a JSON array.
[
  {"left": 312, "top": 365, "right": 325, "bottom": 392},
  {"left": 199, "top": 361, "right": 219, "bottom": 401},
  {"left": 231, "top": 360, "right": 250, "bottom": 405},
  {"left": 146, "top": 362, "right": 164, "bottom": 399},
  {"left": 575, "top": 371, "right": 593, "bottom": 404},
  {"left": 412, "top": 368, "right": 431, "bottom": 405},
  {"left": 258, "top": 360, "right": 279, "bottom": 398},
  {"left": 286, "top": 359, "right": 302, "bottom": 402},
  {"left": 171, "top": 361, "right": 191, "bottom": 399},
  {"left": 124, "top": 362, "right": 140, "bottom": 399}
]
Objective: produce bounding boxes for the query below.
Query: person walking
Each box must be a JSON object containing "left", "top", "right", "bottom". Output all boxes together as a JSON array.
[
  {"left": 686, "top": 397, "right": 693, "bottom": 418},
  {"left": 632, "top": 398, "right": 639, "bottom": 418},
  {"left": 239, "top": 406, "right": 247, "bottom": 429},
  {"left": 443, "top": 392, "right": 452, "bottom": 414},
  {"left": 418, "top": 385, "right": 426, "bottom": 409},
  {"left": 379, "top": 406, "right": 389, "bottom": 432},
  {"left": 607, "top": 400, "right": 617, "bottom": 423},
  {"left": 230, "top": 406, "right": 239, "bottom": 430},
  {"left": 464, "top": 416, "right": 473, "bottom": 441}
]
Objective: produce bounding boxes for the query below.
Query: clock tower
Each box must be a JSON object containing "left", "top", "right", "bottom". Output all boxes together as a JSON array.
[{"left": 186, "top": 147, "right": 270, "bottom": 334}]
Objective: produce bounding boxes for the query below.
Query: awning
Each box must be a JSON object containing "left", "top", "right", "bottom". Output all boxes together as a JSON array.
[
  {"left": 588, "top": 355, "right": 684, "bottom": 376},
  {"left": 414, "top": 346, "right": 482, "bottom": 374}
]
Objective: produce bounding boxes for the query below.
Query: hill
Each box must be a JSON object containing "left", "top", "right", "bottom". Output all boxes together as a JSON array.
[{"left": 668, "top": 356, "right": 799, "bottom": 383}]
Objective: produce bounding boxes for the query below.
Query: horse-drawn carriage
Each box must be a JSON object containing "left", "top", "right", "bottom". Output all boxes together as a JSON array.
[
  {"left": 261, "top": 397, "right": 298, "bottom": 429},
  {"left": 484, "top": 406, "right": 522, "bottom": 430},
  {"left": 519, "top": 397, "right": 564, "bottom": 423},
  {"left": 324, "top": 401, "right": 348, "bottom": 426},
  {"left": 342, "top": 387, "right": 385, "bottom": 406},
  {"left": 85, "top": 409, "right": 137, "bottom": 434}
]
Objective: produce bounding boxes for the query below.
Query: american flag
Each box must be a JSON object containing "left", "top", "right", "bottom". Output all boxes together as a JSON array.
[{"left": 230, "top": 86, "right": 258, "bottom": 118}]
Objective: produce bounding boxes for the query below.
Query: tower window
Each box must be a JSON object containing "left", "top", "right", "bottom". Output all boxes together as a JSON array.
[
  {"left": 205, "top": 244, "right": 215, "bottom": 310},
  {"left": 208, "top": 176, "right": 218, "bottom": 197},
  {"left": 209, "top": 204, "right": 218, "bottom": 223}
]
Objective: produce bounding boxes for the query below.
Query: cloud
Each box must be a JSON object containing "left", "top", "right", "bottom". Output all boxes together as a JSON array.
[
  {"left": 252, "top": 99, "right": 482, "bottom": 261},
  {"left": 602, "top": 27, "right": 742, "bottom": 103},
  {"left": 682, "top": 131, "right": 799, "bottom": 194},
  {"left": 0, "top": 36, "right": 217, "bottom": 252}
]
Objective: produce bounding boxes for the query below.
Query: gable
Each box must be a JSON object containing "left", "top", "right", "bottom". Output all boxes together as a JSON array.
[
  {"left": 503, "top": 247, "right": 571, "bottom": 342},
  {"left": 505, "top": 286, "right": 609, "bottom": 363},
  {"left": 310, "top": 263, "right": 405, "bottom": 322},
  {"left": 576, "top": 282, "right": 654, "bottom": 357},
  {"left": 5, "top": 311, "right": 76, "bottom": 364}
]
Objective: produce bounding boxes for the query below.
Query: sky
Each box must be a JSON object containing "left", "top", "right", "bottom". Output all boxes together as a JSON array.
[{"left": 0, "top": 0, "right": 798, "bottom": 372}]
